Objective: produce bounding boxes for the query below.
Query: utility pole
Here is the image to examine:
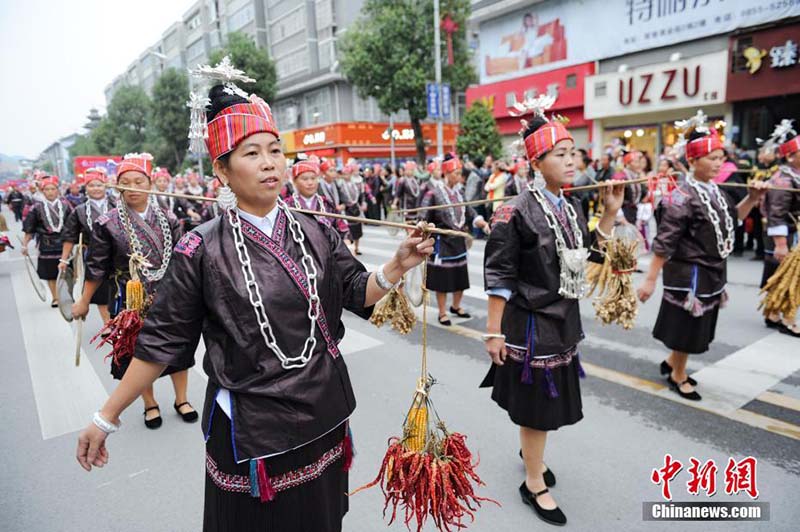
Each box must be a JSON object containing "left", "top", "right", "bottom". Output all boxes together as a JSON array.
[
  {"left": 433, "top": 0, "right": 443, "bottom": 159},
  {"left": 389, "top": 114, "right": 396, "bottom": 170}
]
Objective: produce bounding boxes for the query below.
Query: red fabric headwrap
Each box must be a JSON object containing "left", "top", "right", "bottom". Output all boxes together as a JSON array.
[
  {"left": 84, "top": 167, "right": 108, "bottom": 184},
  {"left": 441, "top": 156, "right": 461, "bottom": 175},
  {"left": 117, "top": 154, "right": 153, "bottom": 178},
  {"left": 152, "top": 167, "right": 172, "bottom": 181},
  {"left": 524, "top": 121, "right": 573, "bottom": 161},
  {"left": 779, "top": 137, "right": 800, "bottom": 158},
  {"left": 623, "top": 151, "right": 642, "bottom": 166},
  {"left": 40, "top": 176, "right": 59, "bottom": 189},
  {"left": 686, "top": 131, "right": 724, "bottom": 160},
  {"left": 292, "top": 160, "right": 321, "bottom": 178},
  {"left": 206, "top": 96, "right": 279, "bottom": 161},
  {"left": 320, "top": 159, "right": 334, "bottom": 173}
]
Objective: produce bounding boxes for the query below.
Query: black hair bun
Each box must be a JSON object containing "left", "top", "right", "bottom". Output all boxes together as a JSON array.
[
  {"left": 207, "top": 84, "right": 249, "bottom": 121},
  {"left": 443, "top": 152, "right": 455, "bottom": 162},
  {"left": 522, "top": 116, "right": 549, "bottom": 141},
  {"left": 687, "top": 128, "right": 710, "bottom": 142},
  {"left": 785, "top": 131, "right": 797, "bottom": 142}
]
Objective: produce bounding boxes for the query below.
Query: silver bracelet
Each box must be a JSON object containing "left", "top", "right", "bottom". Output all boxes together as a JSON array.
[
  {"left": 481, "top": 333, "right": 506, "bottom": 341},
  {"left": 59, "top": 258, "right": 70, "bottom": 264},
  {"left": 595, "top": 223, "right": 615, "bottom": 241},
  {"left": 375, "top": 264, "right": 398, "bottom": 291},
  {"left": 93, "top": 411, "right": 121, "bottom": 434}
]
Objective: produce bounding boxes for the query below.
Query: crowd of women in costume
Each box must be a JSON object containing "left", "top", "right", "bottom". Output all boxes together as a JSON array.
[{"left": 1, "top": 57, "right": 793, "bottom": 531}]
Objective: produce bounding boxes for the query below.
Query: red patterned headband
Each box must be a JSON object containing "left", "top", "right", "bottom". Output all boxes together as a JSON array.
[
  {"left": 779, "top": 137, "right": 800, "bottom": 158},
  {"left": 292, "top": 160, "right": 321, "bottom": 178},
  {"left": 686, "top": 132, "right": 724, "bottom": 160},
  {"left": 117, "top": 153, "right": 153, "bottom": 178},
  {"left": 441, "top": 156, "right": 461, "bottom": 174},
  {"left": 206, "top": 96, "right": 279, "bottom": 161},
  {"left": 320, "top": 159, "right": 335, "bottom": 173},
  {"left": 623, "top": 151, "right": 642, "bottom": 165},
  {"left": 524, "top": 121, "right": 573, "bottom": 161},
  {"left": 84, "top": 167, "right": 108, "bottom": 184},
  {"left": 40, "top": 176, "right": 59, "bottom": 188}
]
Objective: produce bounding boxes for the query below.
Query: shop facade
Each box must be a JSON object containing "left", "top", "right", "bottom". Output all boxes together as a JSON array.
[
  {"left": 585, "top": 49, "right": 731, "bottom": 161},
  {"left": 465, "top": 62, "right": 595, "bottom": 155},
  {"left": 727, "top": 20, "right": 800, "bottom": 151},
  {"left": 282, "top": 122, "right": 459, "bottom": 165}
]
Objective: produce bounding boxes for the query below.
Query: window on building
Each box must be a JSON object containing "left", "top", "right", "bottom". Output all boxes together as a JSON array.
[
  {"left": 270, "top": 6, "right": 305, "bottom": 43},
  {"left": 273, "top": 100, "right": 300, "bottom": 130},
  {"left": 566, "top": 74, "right": 577, "bottom": 88},
  {"left": 275, "top": 47, "right": 310, "bottom": 79},
  {"left": 304, "top": 87, "right": 332, "bottom": 125},
  {"left": 167, "top": 55, "right": 184, "bottom": 70},
  {"left": 187, "top": 12, "right": 202, "bottom": 30},
  {"left": 164, "top": 32, "right": 178, "bottom": 51},
  {"left": 315, "top": 0, "right": 333, "bottom": 29},
  {"left": 227, "top": 4, "right": 254, "bottom": 32},
  {"left": 319, "top": 39, "right": 333, "bottom": 70},
  {"left": 186, "top": 38, "right": 205, "bottom": 60},
  {"left": 594, "top": 81, "right": 607, "bottom": 97},
  {"left": 732, "top": 36, "right": 754, "bottom": 73}
]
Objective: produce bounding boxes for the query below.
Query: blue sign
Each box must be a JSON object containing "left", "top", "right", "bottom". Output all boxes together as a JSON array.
[
  {"left": 426, "top": 82, "right": 439, "bottom": 118},
  {"left": 441, "top": 83, "right": 451, "bottom": 118}
]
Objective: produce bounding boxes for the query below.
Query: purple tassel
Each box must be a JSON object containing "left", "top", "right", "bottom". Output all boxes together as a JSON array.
[
  {"left": 575, "top": 352, "right": 586, "bottom": 379},
  {"left": 521, "top": 314, "right": 534, "bottom": 385},
  {"left": 544, "top": 367, "right": 559, "bottom": 398}
]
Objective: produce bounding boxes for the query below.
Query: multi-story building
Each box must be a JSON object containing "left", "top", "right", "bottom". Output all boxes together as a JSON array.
[
  {"left": 467, "top": 0, "right": 799, "bottom": 158},
  {"left": 103, "top": 0, "right": 461, "bottom": 164}
]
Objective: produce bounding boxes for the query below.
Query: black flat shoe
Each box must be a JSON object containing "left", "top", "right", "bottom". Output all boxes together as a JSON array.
[
  {"left": 667, "top": 376, "right": 702, "bottom": 401},
  {"left": 438, "top": 315, "right": 452, "bottom": 326},
  {"left": 519, "top": 482, "right": 566, "bottom": 526},
  {"left": 777, "top": 322, "right": 800, "bottom": 338},
  {"left": 449, "top": 306, "right": 471, "bottom": 319},
  {"left": 144, "top": 406, "right": 163, "bottom": 429},
  {"left": 660, "top": 360, "right": 697, "bottom": 386},
  {"left": 174, "top": 402, "right": 199, "bottom": 423},
  {"left": 765, "top": 318, "right": 781, "bottom": 329},
  {"left": 51, "top": 301, "right": 59, "bottom": 308},
  {"left": 518, "top": 450, "right": 556, "bottom": 487}
]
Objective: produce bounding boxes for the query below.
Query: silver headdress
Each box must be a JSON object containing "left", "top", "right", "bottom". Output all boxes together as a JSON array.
[
  {"left": 186, "top": 56, "right": 256, "bottom": 155},
  {"left": 756, "top": 119, "right": 797, "bottom": 150},
  {"left": 508, "top": 94, "right": 557, "bottom": 156},
  {"left": 672, "top": 110, "right": 725, "bottom": 157}
]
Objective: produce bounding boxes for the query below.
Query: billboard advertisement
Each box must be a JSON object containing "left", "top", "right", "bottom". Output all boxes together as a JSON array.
[
  {"left": 478, "top": 0, "right": 800, "bottom": 84},
  {"left": 73, "top": 155, "right": 122, "bottom": 178}
]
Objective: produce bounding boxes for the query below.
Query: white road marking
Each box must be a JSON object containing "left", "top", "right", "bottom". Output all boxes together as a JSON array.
[
  {"left": 11, "top": 272, "right": 108, "bottom": 440},
  {"left": 670, "top": 332, "right": 800, "bottom": 414}
]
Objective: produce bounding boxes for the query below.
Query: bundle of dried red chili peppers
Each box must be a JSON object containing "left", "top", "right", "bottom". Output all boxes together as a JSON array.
[{"left": 352, "top": 260, "right": 497, "bottom": 531}]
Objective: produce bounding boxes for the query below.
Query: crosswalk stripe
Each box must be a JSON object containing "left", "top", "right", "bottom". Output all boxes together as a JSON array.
[
  {"left": 676, "top": 332, "right": 800, "bottom": 414},
  {"left": 11, "top": 272, "right": 108, "bottom": 440}
]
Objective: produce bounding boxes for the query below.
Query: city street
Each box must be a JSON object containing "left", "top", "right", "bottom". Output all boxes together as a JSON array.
[{"left": 1, "top": 211, "right": 798, "bottom": 532}]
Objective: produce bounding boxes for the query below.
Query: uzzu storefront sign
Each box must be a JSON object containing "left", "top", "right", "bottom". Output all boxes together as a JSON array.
[{"left": 583, "top": 51, "right": 727, "bottom": 119}]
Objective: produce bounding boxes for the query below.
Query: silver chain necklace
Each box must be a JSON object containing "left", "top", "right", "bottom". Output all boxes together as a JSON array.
[
  {"left": 529, "top": 185, "right": 589, "bottom": 299},
  {"left": 780, "top": 164, "right": 800, "bottom": 187},
  {"left": 405, "top": 176, "right": 420, "bottom": 197},
  {"left": 436, "top": 182, "right": 465, "bottom": 228},
  {"left": 228, "top": 199, "right": 321, "bottom": 370},
  {"left": 117, "top": 197, "right": 173, "bottom": 282},
  {"left": 43, "top": 199, "right": 64, "bottom": 233},
  {"left": 686, "top": 175, "right": 734, "bottom": 259},
  {"left": 85, "top": 199, "right": 108, "bottom": 231}
]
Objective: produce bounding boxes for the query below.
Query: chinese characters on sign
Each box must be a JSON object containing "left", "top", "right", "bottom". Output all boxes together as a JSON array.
[
  {"left": 627, "top": 0, "right": 714, "bottom": 26},
  {"left": 651, "top": 455, "right": 760, "bottom": 501},
  {"left": 742, "top": 39, "right": 798, "bottom": 74}
]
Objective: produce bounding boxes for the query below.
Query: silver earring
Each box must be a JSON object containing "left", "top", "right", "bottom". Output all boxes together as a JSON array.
[
  {"left": 217, "top": 183, "right": 238, "bottom": 211},
  {"left": 533, "top": 170, "right": 545, "bottom": 189}
]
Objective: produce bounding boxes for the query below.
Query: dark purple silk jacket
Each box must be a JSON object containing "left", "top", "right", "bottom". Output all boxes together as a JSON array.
[{"left": 133, "top": 209, "right": 373, "bottom": 462}]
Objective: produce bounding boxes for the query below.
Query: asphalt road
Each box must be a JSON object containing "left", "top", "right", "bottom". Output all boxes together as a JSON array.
[{"left": 1, "top": 213, "right": 798, "bottom": 532}]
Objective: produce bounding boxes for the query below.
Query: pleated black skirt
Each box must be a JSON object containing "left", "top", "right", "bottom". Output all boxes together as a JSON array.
[
  {"left": 480, "top": 349, "right": 584, "bottom": 431},
  {"left": 204, "top": 408, "right": 349, "bottom": 532},
  {"left": 90, "top": 277, "right": 110, "bottom": 305},
  {"left": 37, "top": 257, "right": 59, "bottom": 280},
  {"left": 348, "top": 222, "right": 363, "bottom": 241},
  {"left": 652, "top": 294, "right": 720, "bottom": 354},
  {"left": 425, "top": 261, "right": 470, "bottom": 293}
]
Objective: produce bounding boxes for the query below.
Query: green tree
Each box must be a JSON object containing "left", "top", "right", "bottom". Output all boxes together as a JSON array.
[
  {"left": 149, "top": 68, "right": 191, "bottom": 172},
  {"left": 209, "top": 32, "right": 278, "bottom": 102},
  {"left": 456, "top": 100, "right": 502, "bottom": 160},
  {"left": 90, "top": 85, "right": 152, "bottom": 155},
  {"left": 340, "top": 0, "right": 476, "bottom": 163}
]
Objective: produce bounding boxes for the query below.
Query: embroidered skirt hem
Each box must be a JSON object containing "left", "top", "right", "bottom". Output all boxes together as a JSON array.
[
  {"left": 203, "top": 408, "right": 348, "bottom": 532},
  {"left": 653, "top": 290, "right": 721, "bottom": 354},
  {"left": 480, "top": 348, "right": 584, "bottom": 431}
]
